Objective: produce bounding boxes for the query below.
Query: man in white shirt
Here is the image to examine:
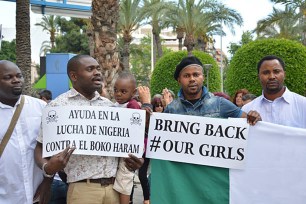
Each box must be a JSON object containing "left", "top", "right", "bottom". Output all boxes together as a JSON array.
[
  {"left": 0, "top": 60, "right": 46, "bottom": 204},
  {"left": 34, "top": 55, "right": 144, "bottom": 204},
  {"left": 242, "top": 55, "right": 306, "bottom": 128}
]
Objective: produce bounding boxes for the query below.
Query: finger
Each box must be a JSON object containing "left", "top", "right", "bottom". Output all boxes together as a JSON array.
[
  {"left": 60, "top": 145, "right": 71, "bottom": 156},
  {"left": 247, "top": 111, "right": 260, "bottom": 126},
  {"left": 64, "top": 147, "right": 76, "bottom": 162}
]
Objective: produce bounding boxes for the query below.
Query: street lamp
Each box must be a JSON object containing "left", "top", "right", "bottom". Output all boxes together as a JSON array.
[{"left": 203, "top": 64, "right": 212, "bottom": 91}]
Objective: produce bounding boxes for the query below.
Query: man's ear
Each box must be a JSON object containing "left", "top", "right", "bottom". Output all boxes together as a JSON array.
[
  {"left": 69, "top": 71, "right": 77, "bottom": 82},
  {"left": 177, "top": 78, "right": 182, "bottom": 86}
]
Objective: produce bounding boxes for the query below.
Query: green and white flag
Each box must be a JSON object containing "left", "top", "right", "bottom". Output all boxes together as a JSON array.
[{"left": 150, "top": 121, "right": 306, "bottom": 204}]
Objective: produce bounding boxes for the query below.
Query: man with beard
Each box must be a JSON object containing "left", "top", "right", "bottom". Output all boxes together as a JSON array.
[
  {"left": 0, "top": 60, "right": 46, "bottom": 203},
  {"left": 242, "top": 55, "right": 306, "bottom": 128},
  {"left": 34, "top": 55, "right": 143, "bottom": 204}
]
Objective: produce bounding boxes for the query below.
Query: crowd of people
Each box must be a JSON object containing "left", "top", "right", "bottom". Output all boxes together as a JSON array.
[{"left": 1, "top": 53, "right": 305, "bottom": 204}]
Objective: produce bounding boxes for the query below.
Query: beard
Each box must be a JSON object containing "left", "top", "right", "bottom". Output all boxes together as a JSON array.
[
  {"left": 265, "top": 83, "right": 284, "bottom": 94},
  {"left": 12, "top": 88, "right": 23, "bottom": 96}
]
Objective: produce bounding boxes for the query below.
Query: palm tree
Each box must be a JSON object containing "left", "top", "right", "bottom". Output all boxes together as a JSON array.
[
  {"left": 16, "top": 0, "right": 32, "bottom": 95},
  {"left": 118, "top": 0, "right": 145, "bottom": 70},
  {"left": 170, "top": 0, "right": 216, "bottom": 55},
  {"left": 209, "top": 3, "right": 243, "bottom": 35},
  {"left": 176, "top": 27, "right": 185, "bottom": 51},
  {"left": 39, "top": 40, "right": 52, "bottom": 56},
  {"left": 91, "top": 0, "right": 120, "bottom": 99},
  {"left": 255, "top": 6, "right": 301, "bottom": 41},
  {"left": 142, "top": 0, "right": 175, "bottom": 62},
  {"left": 169, "top": 0, "right": 242, "bottom": 55},
  {"left": 35, "top": 15, "right": 60, "bottom": 49},
  {"left": 271, "top": 0, "right": 306, "bottom": 45}
]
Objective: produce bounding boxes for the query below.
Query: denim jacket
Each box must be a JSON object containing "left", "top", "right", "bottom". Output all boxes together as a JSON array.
[{"left": 164, "top": 86, "right": 242, "bottom": 118}]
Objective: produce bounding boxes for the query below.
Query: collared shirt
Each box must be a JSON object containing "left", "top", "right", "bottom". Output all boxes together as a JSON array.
[
  {"left": 37, "top": 88, "right": 118, "bottom": 183},
  {"left": 242, "top": 88, "right": 306, "bottom": 129},
  {"left": 164, "top": 86, "right": 242, "bottom": 118},
  {"left": 0, "top": 95, "right": 46, "bottom": 204}
]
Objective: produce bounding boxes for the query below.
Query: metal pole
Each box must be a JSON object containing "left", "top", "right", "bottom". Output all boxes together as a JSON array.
[
  {"left": 151, "top": 27, "right": 154, "bottom": 72},
  {"left": 204, "top": 64, "right": 212, "bottom": 91},
  {"left": 220, "top": 22, "right": 224, "bottom": 92},
  {"left": 0, "top": 24, "right": 2, "bottom": 51},
  {"left": 207, "top": 69, "right": 209, "bottom": 91}
]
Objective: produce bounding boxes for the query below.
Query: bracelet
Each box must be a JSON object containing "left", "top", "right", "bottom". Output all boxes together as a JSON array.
[{"left": 42, "top": 162, "right": 54, "bottom": 178}]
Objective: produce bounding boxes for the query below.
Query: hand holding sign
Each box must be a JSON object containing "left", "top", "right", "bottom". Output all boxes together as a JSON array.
[
  {"left": 124, "top": 154, "right": 144, "bottom": 171},
  {"left": 246, "top": 110, "right": 262, "bottom": 126},
  {"left": 44, "top": 146, "right": 76, "bottom": 175}
]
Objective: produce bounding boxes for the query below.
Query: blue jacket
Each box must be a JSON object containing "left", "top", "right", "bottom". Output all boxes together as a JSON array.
[{"left": 164, "top": 86, "right": 242, "bottom": 118}]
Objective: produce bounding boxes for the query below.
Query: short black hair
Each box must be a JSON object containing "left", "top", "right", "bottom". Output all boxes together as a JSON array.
[
  {"left": 257, "top": 55, "right": 285, "bottom": 73},
  {"left": 116, "top": 71, "right": 137, "bottom": 87},
  {"left": 67, "top": 55, "right": 92, "bottom": 77},
  {"left": 39, "top": 89, "right": 52, "bottom": 100}
]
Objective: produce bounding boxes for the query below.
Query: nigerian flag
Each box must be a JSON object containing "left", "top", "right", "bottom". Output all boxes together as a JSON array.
[{"left": 150, "top": 122, "right": 306, "bottom": 204}]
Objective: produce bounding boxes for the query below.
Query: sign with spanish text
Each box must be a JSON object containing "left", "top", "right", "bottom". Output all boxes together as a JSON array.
[
  {"left": 42, "top": 106, "right": 146, "bottom": 158},
  {"left": 146, "top": 113, "right": 249, "bottom": 169}
]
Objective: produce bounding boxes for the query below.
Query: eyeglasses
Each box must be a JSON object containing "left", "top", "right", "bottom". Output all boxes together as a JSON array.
[{"left": 155, "top": 104, "right": 162, "bottom": 107}]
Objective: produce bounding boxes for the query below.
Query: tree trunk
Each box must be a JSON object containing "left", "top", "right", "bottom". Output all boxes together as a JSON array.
[
  {"left": 87, "top": 22, "right": 95, "bottom": 57},
  {"left": 178, "top": 38, "right": 183, "bottom": 51},
  {"left": 184, "top": 34, "right": 195, "bottom": 56},
  {"left": 122, "top": 40, "right": 130, "bottom": 70},
  {"left": 91, "top": 0, "right": 120, "bottom": 100},
  {"left": 16, "top": 0, "right": 33, "bottom": 95},
  {"left": 50, "top": 32, "right": 55, "bottom": 49},
  {"left": 176, "top": 27, "right": 184, "bottom": 51},
  {"left": 152, "top": 35, "right": 157, "bottom": 67},
  {"left": 154, "top": 33, "right": 163, "bottom": 59},
  {"left": 152, "top": 25, "right": 163, "bottom": 60},
  {"left": 301, "top": 7, "right": 306, "bottom": 46}
]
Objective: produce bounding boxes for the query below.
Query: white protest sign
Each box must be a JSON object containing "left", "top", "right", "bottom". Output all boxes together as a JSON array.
[
  {"left": 146, "top": 112, "right": 249, "bottom": 169},
  {"left": 42, "top": 106, "right": 145, "bottom": 158}
]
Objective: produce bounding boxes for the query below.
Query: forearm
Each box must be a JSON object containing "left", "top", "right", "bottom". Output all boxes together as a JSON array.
[{"left": 34, "top": 142, "right": 49, "bottom": 169}]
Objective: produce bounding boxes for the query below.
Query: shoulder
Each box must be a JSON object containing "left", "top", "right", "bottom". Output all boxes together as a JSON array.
[
  {"left": 99, "top": 96, "right": 113, "bottom": 106},
  {"left": 291, "top": 91, "right": 306, "bottom": 102},
  {"left": 241, "top": 96, "right": 262, "bottom": 112},
  {"left": 24, "top": 95, "right": 46, "bottom": 108}
]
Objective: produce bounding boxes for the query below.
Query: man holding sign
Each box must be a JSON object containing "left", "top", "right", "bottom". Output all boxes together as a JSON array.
[
  {"left": 34, "top": 55, "right": 143, "bottom": 204},
  {"left": 242, "top": 55, "right": 306, "bottom": 128},
  {"left": 150, "top": 56, "right": 261, "bottom": 204}
]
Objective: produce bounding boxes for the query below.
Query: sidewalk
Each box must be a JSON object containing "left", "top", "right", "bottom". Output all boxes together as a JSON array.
[{"left": 131, "top": 175, "right": 144, "bottom": 204}]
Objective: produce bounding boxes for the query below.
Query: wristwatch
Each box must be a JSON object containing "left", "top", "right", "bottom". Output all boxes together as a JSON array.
[{"left": 42, "top": 162, "right": 55, "bottom": 178}]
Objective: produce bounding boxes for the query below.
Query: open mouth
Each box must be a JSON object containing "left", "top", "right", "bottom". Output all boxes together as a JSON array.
[{"left": 93, "top": 77, "right": 102, "bottom": 85}]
